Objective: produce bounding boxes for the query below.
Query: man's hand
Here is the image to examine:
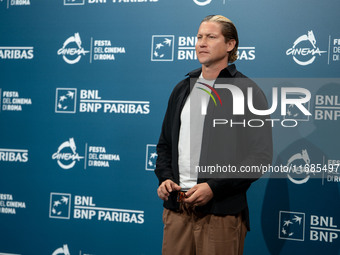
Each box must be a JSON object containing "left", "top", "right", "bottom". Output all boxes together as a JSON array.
[
  {"left": 183, "top": 183, "right": 213, "bottom": 206},
  {"left": 157, "top": 179, "right": 181, "bottom": 201}
]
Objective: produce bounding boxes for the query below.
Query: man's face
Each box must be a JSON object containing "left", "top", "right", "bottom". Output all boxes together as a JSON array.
[{"left": 195, "top": 21, "right": 235, "bottom": 68}]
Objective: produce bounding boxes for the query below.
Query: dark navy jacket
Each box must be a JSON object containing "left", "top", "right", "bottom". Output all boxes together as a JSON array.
[{"left": 155, "top": 64, "right": 273, "bottom": 230}]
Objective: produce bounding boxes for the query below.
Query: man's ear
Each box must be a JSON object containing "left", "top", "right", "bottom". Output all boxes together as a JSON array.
[{"left": 226, "top": 39, "right": 236, "bottom": 52}]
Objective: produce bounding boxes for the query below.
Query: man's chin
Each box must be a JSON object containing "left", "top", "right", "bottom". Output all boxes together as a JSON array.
[{"left": 197, "top": 58, "right": 211, "bottom": 66}]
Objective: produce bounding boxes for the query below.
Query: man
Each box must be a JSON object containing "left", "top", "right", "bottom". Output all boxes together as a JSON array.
[{"left": 155, "top": 15, "right": 272, "bottom": 255}]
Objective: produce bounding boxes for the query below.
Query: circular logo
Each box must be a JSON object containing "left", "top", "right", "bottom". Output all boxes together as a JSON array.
[
  {"left": 52, "top": 244, "right": 70, "bottom": 255},
  {"left": 286, "top": 30, "right": 326, "bottom": 66},
  {"left": 193, "top": 0, "right": 212, "bottom": 6},
  {"left": 287, "top": 149, "right": 311, "bottom": 184},
  {"left": 57, "top": 33, "right": 89, "bottom": 64},
  {"left": 52, "top": 138, "right": 84, "bottom": 169}
]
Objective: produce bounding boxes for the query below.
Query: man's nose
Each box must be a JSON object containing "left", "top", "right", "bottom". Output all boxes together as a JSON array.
[{"left": 198, "top": 38, "right": 207, "bottom": 47}]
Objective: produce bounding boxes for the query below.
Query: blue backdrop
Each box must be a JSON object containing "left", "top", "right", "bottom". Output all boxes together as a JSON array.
[{"left": 1, "top": 0, "right": 340, "bottom": 254}]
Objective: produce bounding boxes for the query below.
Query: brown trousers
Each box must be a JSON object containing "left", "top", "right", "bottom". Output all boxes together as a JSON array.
[{"left": 162, "top": 204, "right": 247, "bottom": 255}]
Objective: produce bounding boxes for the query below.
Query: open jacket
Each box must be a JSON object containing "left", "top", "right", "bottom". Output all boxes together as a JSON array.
[{"left": 155, "top": 64, "right": 273, "bottom": 230}]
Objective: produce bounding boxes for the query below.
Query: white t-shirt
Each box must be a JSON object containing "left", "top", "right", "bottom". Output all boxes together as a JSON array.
[{"left": 178, "top": 74, "right": 215, "bottom": 191}]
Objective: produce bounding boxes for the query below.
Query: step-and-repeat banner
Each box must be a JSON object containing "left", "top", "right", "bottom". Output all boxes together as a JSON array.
[{"left": 1, "top": 0, "right": 339, "bottom": 254}]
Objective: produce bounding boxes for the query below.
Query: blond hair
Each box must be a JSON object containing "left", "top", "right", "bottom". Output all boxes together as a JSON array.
[{"left": 201, "top": 15, "right": 239, "bottom": 63}]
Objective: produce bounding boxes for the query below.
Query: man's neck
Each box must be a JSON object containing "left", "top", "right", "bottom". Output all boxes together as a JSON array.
[{"left": 201, "top": 63, "right": 228, "bottom": 80}]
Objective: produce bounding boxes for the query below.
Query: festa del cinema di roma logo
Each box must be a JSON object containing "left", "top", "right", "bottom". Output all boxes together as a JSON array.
[
  {"left": 196, "top": 82, "right": 312, "bottom": 127},
  {"left": 286, "top": 30, "right": 326, "bottom": 66},
  {"left": 52, "top": 138, "right": 84, "bottom": 169},
  {"left": 52, "top": 244, "right": 70, "bottom": 255},
  {"left": 57, "top": 33, "right": 89, "bottom": 64},
  {"left": 286, "top": 149, "right": 313, "bottom": 185},
  {"left": 193, "top": 0, "right": 212, "bottom": 6}
]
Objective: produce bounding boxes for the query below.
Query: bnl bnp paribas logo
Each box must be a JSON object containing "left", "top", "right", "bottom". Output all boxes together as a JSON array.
[
  {"left": 151, "top": 35, "right": 174, "bottom": 61},
  {"left": 55, "top": 88, "right": 150, "bottom": 114},
  {"left": 145, "top": 144, "right": 157, "bottom": 171},
  {"left": 151, "top": 35, "right": 255, "bottom": 62},
  {"left": 286, "top": 30, "right": 327, "bottom": 66},
  {"left": 50, "top": 193, "right": 71, "bottom": 219},
  {"left": 0, "top": 46, "right": 34, "bottom": 60},
  {"left": 279, "top": 211, "right": 305, "bottom": 241},
  {"left": 49, "top": 192, "right": 144, "bottom": 224},
  {"left": 55, "top": 88, "right": 77, "bottom": 113},
  {"left": 279, "top": 211, "right": 339, "bottom": 243}
]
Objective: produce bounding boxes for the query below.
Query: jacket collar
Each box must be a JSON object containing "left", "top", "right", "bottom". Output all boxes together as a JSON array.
[{"left": 186, "top": 64, "right": 237, "bottom": 78}]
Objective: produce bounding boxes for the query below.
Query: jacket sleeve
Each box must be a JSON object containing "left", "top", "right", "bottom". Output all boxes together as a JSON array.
[{"left": 154, "top": 89, "right": 177, "bottom": 186}]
